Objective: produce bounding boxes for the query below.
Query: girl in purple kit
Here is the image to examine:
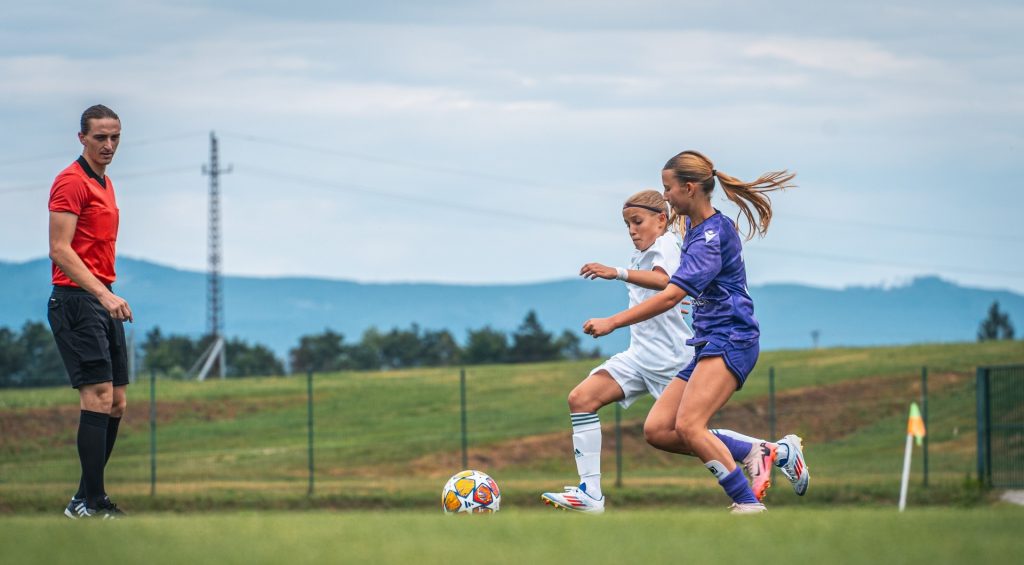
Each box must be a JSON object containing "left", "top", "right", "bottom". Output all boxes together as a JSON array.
[{"left": 583, "top": 150, "right": 809, "bottom": 513}]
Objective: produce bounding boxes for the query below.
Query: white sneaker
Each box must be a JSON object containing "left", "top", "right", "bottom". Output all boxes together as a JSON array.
[
  {"left": 729, "top": 502, "right": 767, "bottom": 514},
  {"left": 776, "top": 434, "right": 810, "bottom": 496},
  {"left": 741, "top": 442, "right": 776, "bottom": 502},
  {"left": 541, "top": 486, "right": 605, "bottom": 514}
]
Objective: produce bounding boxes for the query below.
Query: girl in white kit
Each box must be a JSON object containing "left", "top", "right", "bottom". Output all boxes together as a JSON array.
[{"left": 541, "top": 190, "right": 782, "bottom": 512}]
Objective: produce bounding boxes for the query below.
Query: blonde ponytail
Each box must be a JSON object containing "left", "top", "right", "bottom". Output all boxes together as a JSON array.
[{"left": 664, "top": 150, "right": 796, "bottom": 240}]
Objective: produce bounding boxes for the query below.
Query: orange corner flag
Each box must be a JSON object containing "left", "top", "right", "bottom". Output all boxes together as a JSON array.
[{"left": 907, "top": 402, "right": 926, "bottom": 446}]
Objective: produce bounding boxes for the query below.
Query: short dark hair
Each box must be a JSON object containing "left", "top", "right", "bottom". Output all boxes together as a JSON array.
[{"left": 80, "top": 105, "right": 120, "bottom": 134}]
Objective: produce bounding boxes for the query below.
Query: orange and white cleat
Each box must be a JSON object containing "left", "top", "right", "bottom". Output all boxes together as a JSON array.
[
  {"left": 742, "top": 441, "right": 777, "bottom": 502},
  {"left": 541, "top": 485, "right": 605, "bottom": 514}
]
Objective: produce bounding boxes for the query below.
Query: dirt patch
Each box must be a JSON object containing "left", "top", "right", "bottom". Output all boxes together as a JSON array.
[
  {"left": 0, "top": 396, "right": 305, "bottom": 453},
  {"left": 400, "top": 371, "right": 971, "bottom": 475}
]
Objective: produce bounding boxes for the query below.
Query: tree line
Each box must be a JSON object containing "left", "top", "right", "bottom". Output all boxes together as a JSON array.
[
  {"left": 288, "top": 310, "right": 597, "bottom": 373},
  {"left": 0, "top": 310, "right": 597, "bottom": 388}
]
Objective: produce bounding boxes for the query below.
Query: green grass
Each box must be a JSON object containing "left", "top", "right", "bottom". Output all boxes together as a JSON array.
[
  {"left": 1, "top": 340, "right": 1022, "bottom": 512},
  {"left": 2, "top": 508, "right": 1022, "bottom": 564}
]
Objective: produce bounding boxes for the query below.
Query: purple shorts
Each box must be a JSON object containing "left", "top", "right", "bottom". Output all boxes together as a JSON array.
[{"left": 676, "top": 340, "right": 759, "bottom": 390}]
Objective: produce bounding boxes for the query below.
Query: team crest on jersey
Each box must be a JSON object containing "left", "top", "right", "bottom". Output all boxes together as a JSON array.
[{"left": 704, "top": 230, "right": 717, "bottom": 243}]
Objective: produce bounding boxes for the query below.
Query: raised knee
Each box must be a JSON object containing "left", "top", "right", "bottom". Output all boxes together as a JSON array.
[
  {"left": 643, "top": 424, "right": 667, "bottom": 449},
  {"left": 567, "top": 388, "right": 597, "bottom": 413},
  {"left": 674, "top": 419, "right": 703, "bottom": 443},
  {"left": 643, "top": 421, "right": 673, "bottom": 450}
]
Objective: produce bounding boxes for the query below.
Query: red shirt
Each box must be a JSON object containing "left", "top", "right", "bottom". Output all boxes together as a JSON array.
[{"left": 49, "top": 157, "right": 119, "bottom": 286}]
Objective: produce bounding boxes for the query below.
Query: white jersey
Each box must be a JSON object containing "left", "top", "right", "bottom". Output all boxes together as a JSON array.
[{"left": 620, "top": 231, "right": 695, "bottom": 377}]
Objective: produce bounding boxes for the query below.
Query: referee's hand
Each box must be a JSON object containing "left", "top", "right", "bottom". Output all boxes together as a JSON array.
[{"left": 100, "top": 292, "right": 134, "bottom": 323}]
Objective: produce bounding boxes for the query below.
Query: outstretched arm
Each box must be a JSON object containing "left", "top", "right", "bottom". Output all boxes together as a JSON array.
[
  {"left": 583, "top": 284, "right": 688, "bottom": 337},
  {"left": 580, "top": 262, "right": 670, "bottom": 291}
]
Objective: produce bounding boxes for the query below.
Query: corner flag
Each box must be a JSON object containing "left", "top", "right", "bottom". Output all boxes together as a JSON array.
[
  {"left": 899, "top": 402, "right": 927, "bottom": 511},
  {"left": 907, "top": 402, "right": 926, "bottom": 446}
]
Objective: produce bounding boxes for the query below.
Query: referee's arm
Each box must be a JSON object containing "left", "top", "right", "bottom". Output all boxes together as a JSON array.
[{"left": 48, "top": 211, "right": 133, "bottom": 322}]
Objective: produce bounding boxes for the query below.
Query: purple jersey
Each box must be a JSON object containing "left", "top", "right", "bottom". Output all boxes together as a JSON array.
[{"left": 669, "top": 211, "right": 759, "bottom": 347}]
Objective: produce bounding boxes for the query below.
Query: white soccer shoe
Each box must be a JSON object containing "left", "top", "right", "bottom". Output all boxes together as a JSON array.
[
  {"left": 742, "top": 442, "right": 776, "bottom": 502},
  {"left": 541, "top": 486, "right": 605, "bottom": 514},
  {"left": 729, "top": 502, "right": 767, "bottom": 514},
  {"left": 776, "top": 434, "right": 810, "bottom": 496}
]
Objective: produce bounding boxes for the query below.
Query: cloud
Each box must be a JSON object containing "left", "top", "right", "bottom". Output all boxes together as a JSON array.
[{"left": 1, "top": 3, "right": 1023, "bottom": 292}]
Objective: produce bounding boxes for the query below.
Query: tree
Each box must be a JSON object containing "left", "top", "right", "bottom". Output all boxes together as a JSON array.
[
  {"left": 978, "top": 301, "right": 1015, "bottom": 341},
  {"left": 142, "top": 327, "right": 200, "bottom": 376},
  {"left": 18, "top": 321, "right": 66, "bottom": 387},
  {"left": 378, "top": 324, "right": 426, "bottom": 369},
  {"left": 419, "top": 328, "right": 460, "bottom": 366},
  {"left": 289, "top": 329, "right": 347, "bottom": 373},
  {"left": 509, "top": 310, "right": 560, "bottom": 363},
  {"left": 463, "top": 326, "right": 509, "bottom": 365},
  {"left": 226, "top": 338, "right": 285, "bottom": 377},
  {"left": 0, "top": 327, "right": 26, "bottom": 387}
]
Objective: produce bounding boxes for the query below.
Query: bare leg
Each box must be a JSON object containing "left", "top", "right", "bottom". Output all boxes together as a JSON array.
[
  {"left": 675, "top": 357, "right": 738, "bottom": 469},
  {"left": 568, "top": 370, "right": 624, "bottom": 413},
  {"left": 644, "top": 378, "right": 696, "bottom": 455}
]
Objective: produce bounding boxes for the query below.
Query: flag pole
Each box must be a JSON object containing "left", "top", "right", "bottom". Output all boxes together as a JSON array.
[
  {"left": 898, "top": 432, "right": 913, "bottom": 512},
  {"left": 899, "top": 402, "right": 926, "bottom": 512}
]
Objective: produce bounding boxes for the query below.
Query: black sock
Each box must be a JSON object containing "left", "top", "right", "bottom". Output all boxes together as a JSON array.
[
  {"left": 75, "top": 416, "right": 120, "bottom": 500},
  {"left": 77, "top": 410, "right": 109, "bottom": 508}
]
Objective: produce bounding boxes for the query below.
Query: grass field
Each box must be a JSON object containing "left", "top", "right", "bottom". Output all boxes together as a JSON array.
[
  {"left": 2, "top": 508, "right": 1022, "bottom": 564},
  {"left": 1, "top": 340, "right": 1022, "bottom": 513}
]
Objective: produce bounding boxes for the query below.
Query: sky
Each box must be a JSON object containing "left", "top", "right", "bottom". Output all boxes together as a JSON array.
[{"left": 2, "top": 0, "right": 1023, "bottom": 292}]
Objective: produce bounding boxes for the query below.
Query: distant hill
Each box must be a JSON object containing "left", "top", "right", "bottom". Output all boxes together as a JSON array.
[{"left": 3, "top": 257, "right": 1022, "bottom": 359}]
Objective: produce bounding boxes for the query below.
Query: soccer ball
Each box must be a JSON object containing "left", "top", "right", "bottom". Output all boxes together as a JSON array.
[{"left": 441, "top": 470, "right": 501, "bottom": 514}]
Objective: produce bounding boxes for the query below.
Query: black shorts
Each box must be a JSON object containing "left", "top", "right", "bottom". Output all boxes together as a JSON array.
[{"left": 47, "top": 285, "right": 129, "bottom": 389}]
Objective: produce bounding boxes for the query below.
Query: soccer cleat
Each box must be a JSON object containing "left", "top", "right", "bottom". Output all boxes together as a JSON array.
[
  {"left": 74, "top": 497, "right": 126, "bottom": 520},
  {"left": 742, "top": 442, "right": 776, "bottom": 502},
  {"left": 776, "top": 434, "right": 810, "bottom": 496},
  {"left": 96, "top": 496, "right": 126, "bottom": 518},
  {"left": 540, "top": 486, "right": 605, "bottom": 514},
  {"left": 64, "top": 497, "right": 88, "bottom": 519},
  {"left": 729, "top": 502, "right": 767, "bottom": 514}
]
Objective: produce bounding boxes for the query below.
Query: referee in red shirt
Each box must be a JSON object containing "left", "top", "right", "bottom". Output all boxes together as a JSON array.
[{"left": 48, "top": 105, "right": 132, "bottom": 519}]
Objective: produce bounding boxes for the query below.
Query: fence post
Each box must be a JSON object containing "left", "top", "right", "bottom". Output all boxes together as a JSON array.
[
  {"left": 984, "top": 368, "right": 993, "bottom": 487},
  {"left": 976, "top": 367, "right": 987, "bottom": 486},
  {"left": 769, "top": 367, "right": 776, "bottom": 442},
  {"left": 921, "top": 366, "right": 929, "bottom": 487},
  {"left": 307, "top": 369, "right": 314, "bottom": 496},
  {"left": 460, "top": 367, "right": 468, "bottom": 470},
  {"left": 615, "top": 402, "right": 623, "bottom": 488},
  {"left": 149, "top": 368, "right": 156, "bottom": 497}
]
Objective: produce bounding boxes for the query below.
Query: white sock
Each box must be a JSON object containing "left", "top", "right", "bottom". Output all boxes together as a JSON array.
[
  {"left": 705, "top": 460, "right": 730, "bottom": 481},
  {"left": 570, "top": 412, "right": 602, "bottom": 499}
]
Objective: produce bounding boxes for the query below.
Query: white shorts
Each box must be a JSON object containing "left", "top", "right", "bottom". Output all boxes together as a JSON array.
[{"left": 589, "top": 353, "right": 673, "bottom": 409}]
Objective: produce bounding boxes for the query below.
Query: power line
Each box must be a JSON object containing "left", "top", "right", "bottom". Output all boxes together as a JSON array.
[
  {"left": 235, "top": 164, "right": 612, "bottom": 235},
  {"left": 236, "top": 163, "right": 1023, "bottom": 279},
  {"left": 222, "top": 131, "right": 1022, "bottom": 244},
  {"left": 0, "top": 131, "right": 206, "bottom": 167},
  {"left": 220, "top": 131, "right": 628, "bottom": 199},
  {"left": 0, "top": 165, "right": 197, "bottom": 195},
  {"left": 783, "top": 212, "right": 1021, "bottom": 243},
  {"left": 750, "top": 244, "right": 1024, "bottom": 279}
]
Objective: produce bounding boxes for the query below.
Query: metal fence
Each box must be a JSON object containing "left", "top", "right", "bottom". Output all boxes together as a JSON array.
[
  {"left": 2, "top": 361, "right": 999, "bottom": 509},
  {"left": 976, "top": 364, "right": 1024, "bottom": 488},
  {"left": 134, "top": 364, "right": 973, "bottom": 496}
]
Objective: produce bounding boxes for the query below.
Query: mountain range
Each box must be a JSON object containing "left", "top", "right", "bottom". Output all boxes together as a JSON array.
[{"left": 2, "top": 257, "right": 1021, "bottom": 359}]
